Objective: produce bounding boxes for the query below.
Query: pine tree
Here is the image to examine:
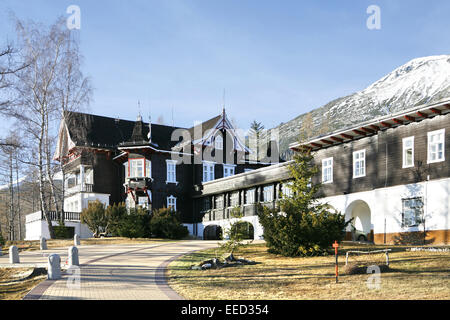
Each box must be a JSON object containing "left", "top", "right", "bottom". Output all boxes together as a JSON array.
[{"left": 258, "top": 146, "right": 350, "bottom": 257}]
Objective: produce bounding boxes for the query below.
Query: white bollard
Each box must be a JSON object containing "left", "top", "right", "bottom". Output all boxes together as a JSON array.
[
  {"left": 74, "top": 234, "right": 80, "bottom": 246},
  {"left": 68, "top": 246, "right": 79, "bottom": 266},
  {"left": 9, "top": 246, "right": 19, "bottom": 264},
  {"left": 47, "top": 254, "right": 61, "bottom": 280},
  {"left": 40, "top": 237, "right": 47, "bottom": 250}
]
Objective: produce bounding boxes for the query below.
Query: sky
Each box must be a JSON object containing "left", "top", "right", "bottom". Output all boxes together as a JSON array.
[{"left": 1, "top": 0, "right": 450, "bottom": 132}]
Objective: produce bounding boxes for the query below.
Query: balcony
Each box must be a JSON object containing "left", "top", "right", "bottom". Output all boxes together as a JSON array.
[
  {"left": 26, "top": 211, "right": 81, "bottom": 223},
  {"left": 66, "top": 183, "right": 94, "bottom": 195},
  {"left": 43, "top": 211, "right": 81, "bottom": 221}
]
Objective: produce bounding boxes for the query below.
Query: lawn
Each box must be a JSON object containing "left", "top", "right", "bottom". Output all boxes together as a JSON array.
[
  {"left": 167, "top": 242, "right": 450, "bottom": 300},
  {"left": 0, "top": 268, "right": 47, "bottom": 300},
  {"left": 1, "top": 237, "right": 173, "bottom": 254}
]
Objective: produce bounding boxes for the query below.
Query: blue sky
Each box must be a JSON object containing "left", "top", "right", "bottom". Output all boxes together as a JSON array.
[{"left": 1, "top": 0, "right": 450, "bottom": 131}]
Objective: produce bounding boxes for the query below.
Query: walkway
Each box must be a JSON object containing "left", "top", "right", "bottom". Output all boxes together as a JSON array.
[{"left": 0, "top": 240, "right": 219, "bottom": 300}]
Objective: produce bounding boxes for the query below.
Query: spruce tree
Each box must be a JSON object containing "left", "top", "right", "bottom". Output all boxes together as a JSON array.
[{"left": 258, "top": 147, "right": 350, "bottom": 257}]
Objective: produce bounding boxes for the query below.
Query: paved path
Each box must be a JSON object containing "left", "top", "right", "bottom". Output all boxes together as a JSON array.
[{"left": 1, "top": 240, "right": 219, "bottom": 300}]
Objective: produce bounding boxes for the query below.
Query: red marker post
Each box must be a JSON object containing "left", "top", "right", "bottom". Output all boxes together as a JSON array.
[{"left": 332, "top": 240, "right": 339, "bottom": 283}]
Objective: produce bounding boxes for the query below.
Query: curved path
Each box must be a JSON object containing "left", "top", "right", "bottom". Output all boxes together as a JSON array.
[{"left": 21, "top": 240, "right": 219, "bottom": 300}]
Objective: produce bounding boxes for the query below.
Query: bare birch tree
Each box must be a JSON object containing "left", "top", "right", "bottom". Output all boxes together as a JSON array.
[{"left": 8, "top": 17, "right": 92, "bottom": 238}]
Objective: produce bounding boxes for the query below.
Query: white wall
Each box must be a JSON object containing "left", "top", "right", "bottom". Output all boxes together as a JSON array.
[
  {"left": 200, "top": 215, "right": 264, "bottom": 240},
  {"left": 319, "top": 177, "right": 450, "bottom": 235},
  {"left": 196, "top": 177, "right": 450, "bottom": 242},
  {"left": 25, "top": 211, "right": 94, "bottom": 240}
]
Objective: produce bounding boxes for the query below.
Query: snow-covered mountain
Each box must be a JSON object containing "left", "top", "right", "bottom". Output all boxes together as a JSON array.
[{"left": 265, "top": 55, "right": 450, "bottom": 159}]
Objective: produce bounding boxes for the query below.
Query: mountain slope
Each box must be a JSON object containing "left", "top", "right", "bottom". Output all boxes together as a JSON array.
[{"left": 265, "top": 55, "right": 450, "bottom": 159}]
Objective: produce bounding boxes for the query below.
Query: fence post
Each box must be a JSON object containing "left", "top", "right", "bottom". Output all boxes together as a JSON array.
[
  {"left": 68, "top": 246, "right": 79, "bottom": 266},
  {"left": 9, "top": 246, "right": 20, "bottom": 264},
  {"left": 48, "top": 254, "right": 61, "bottom": 280},
  {"left": 74, "top": 234, "right": 80, "bottom": 246},
  {"left": 40, "top": 237, "right": 47, "bottom": 250}
]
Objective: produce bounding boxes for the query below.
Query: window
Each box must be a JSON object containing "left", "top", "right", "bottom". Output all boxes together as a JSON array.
[
  {"left": 402, "top": 137, "right": 414, "bottom": 168},
  {"left": 322, "top": 158, "right": 333, "bottom": 183},
  {"left": 166, "top": 160, "right": 177, "bottom": 183},
  {"left": 402, "top": 198, "right": 423, "bottom": 227},
  {"left": 223, "top": 164, "right": 236, "bottom": 178},
  {"left": 202, "top": 197, "right": 211, "bottom": 212},
  {"left": 85, "top": 169, "right": 94, "bottom": 184},
  {"left": 281, "top": 182, "right": 294, "bottom": 198},
  {"left": 428, "top": 129, "right": 445, "bottom": 163},
  {"left": 202, "top": 161, "right": 215, "bottom": 182},
  {"left": 215, "top": 195, "right": 224, "bottom": 209},
  {"left": 123, "top": 162, "right": 128, "bottom": 179},
  {"left": 129, "top": 159, "right": 144, "bottom": 178},
  {"left": 138, "top": 197, "right": 149, "bottom": 209},
  {"left": 262, "top": 185, "right": 274, "bottom": 202},
  {"left": 215, "top": 134, "right": 223, "bottom": 149},
  {"left": 353, "top": 150, "right": 366, "bottom": 178},
  {"left": 245, "top": 188, "right": 256, "bottom": 204},
  {"left": 167, "top": 196, "right": 177, "bottom": 211},
  {"left": 145, "top": 159, "right": 151, "bottom": 178},
  {"left": 229, "top": 192, "right": 239, "bottom": 207}
]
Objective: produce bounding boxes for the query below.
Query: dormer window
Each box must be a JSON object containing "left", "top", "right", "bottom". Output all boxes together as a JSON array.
[{"left": 215, "top": 134, "right": 223, "bottom": 150}]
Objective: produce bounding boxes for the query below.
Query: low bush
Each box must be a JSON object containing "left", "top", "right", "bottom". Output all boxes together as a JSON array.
[
  {"left": 150, "top": 208, "right": 188, "bottom": 239},
  {"left": 53, "top": 226, "right": 75, "bottom": 239}
]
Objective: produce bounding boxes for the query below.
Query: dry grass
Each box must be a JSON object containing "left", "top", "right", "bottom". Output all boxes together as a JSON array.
[
  {"left": 0, "top": 268, "right": 46, "bottom": 300},
  {"left": 167, "top": 242, "right": 450, "bottom": 300},
  {"left": 1, "top": 237, "right": 173, "bottom": 254}
]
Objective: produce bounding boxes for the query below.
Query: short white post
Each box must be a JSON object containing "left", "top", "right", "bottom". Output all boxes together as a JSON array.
[
  {"left": 74, "top": 234, "right": 80, "bottom": 246},
  {"left": 385, "top": 251, "right": 389, "bottom": 266},
  {"left": 9, "top": 245, "right": 19, "bottom": 264},
  {"left": 48, "top": 254, "right": 61, "bottom": 280},
  {"left": 40, "top": 237, "right": 47, "bottom": 250},
  {"left": 68, "top": 246, "right": 79, "bottom": 266}
]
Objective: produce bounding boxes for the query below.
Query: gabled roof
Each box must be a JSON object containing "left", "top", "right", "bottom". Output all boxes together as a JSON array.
[
  {"left": 63, "top": 111, "right": 185, "bottom": 151},
  {"left": 175, "top": 110, "right": 251, "bottom": 153},
  {"left": 289, "top": 99, "right": 450, "bottom": 152}
]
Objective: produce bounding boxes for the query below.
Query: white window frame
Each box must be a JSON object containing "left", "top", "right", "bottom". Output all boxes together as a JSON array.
[
  {"left": 353, "top": 149, "right": 366, "bottom": 178},
  {"left": 167, "top": 195, "right": 177, "bottom": 211},
  {"left": 202, "top": 161, "right": 215, "bottom": 182},
  {"left": 223, "top": 164, "right": 236, "bottom": 178},
  {"left": 245, "top": 188, "right": 256, "bottom": 205},
  {"left": 129, "top": 159, "right": 144, "bottom": 178},
  {"left": 262, "top": 185, "right": 274, "bottom": 202},
  {"left": 322, "top": 157, "right": 333, "bottom": 184},
  {"left": 166, "top": 160, "right": 177, "bottom": 184},
  {"left": 215, "top": 134, "right": 223, "bottom": 150},
  {"left": 402, "top": 136, "right": 415, "bottom": 168},
  {"left": 402, "top": 197, "right": 423, "bottom": 228},
  {"left": 281, "top": 182, "right": 294, "bottom": 198},
  {"left": 145, "top": 159, "right": 151, "bottom": 178},
  {"left": 427, "top": 129, "right": 445, "bottom": 164}
]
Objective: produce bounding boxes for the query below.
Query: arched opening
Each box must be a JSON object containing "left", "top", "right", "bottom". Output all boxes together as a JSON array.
[
  {"left": 203, "top": 225, "right": 223, "bottom": 240},
  {"left": 345, "top": 200, "right": 372, "bottom": 242},
  {"left": 230, "top": 221, "right": 255, "bottom": 240}
]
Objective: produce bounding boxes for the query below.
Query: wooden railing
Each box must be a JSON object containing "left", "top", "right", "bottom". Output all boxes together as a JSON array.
[
  {"left": 41, "top": 211, "right": 81, "bottom": 222},
  {"left": 66, "top": 183, "right": 94, "bottom": 195}
]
